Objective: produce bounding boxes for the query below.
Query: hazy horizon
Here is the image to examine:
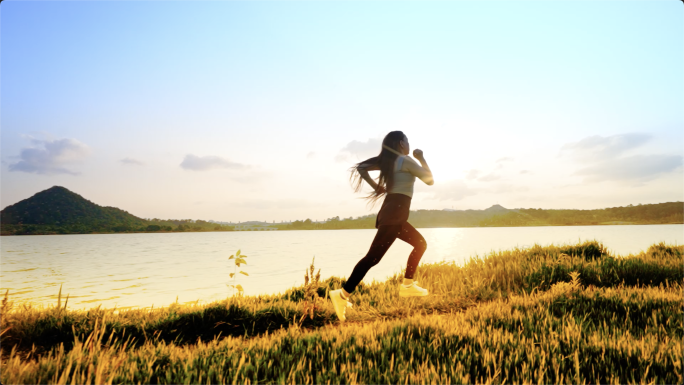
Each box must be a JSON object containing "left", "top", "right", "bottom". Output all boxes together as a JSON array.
[
  {"left": 3, "top": 184, "right": 682, "bottom": 225},
  {"left": 2, "top": 1, "right": 682, "bottom": 222}
]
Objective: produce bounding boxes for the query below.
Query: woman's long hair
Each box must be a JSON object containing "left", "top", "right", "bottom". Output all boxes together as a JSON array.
[{"left": 349, "top": 131, "right": 406, "bottom": 207}]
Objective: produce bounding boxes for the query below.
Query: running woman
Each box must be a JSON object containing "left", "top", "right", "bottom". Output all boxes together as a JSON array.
[{"left": 329, "top": 131, "right": 434, "bottom": 321}]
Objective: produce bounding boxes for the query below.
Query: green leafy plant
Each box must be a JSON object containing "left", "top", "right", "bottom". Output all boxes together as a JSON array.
[{"left": 227, "top": 249, "right": 248, "bottom": 296}]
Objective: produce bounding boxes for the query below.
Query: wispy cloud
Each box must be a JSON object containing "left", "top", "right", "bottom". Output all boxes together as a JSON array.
[
  {"left": 561, "top": 133, "right": 652, "bottom": 162},
  {"left": 120, "top": 157, "right": 144, "bottom": 166},
  {"left": 562, "top": 133, "right": 682, "bottom": 183},
  {"left": 477, "top": 173, "right": 500, "bottom": 182},
  {"left": 306, "top": 151, "right": 316, "bottom": 159},
  {"left": 429, "top": 179, "right": 476, "bottom": 201},
  {"left": 180, "top": 154, "right": 248, "bottom": 171},
  {"left": 466, "top": 168, "right": 500, "bottom": 182},
  {"left": 465, "top": 169, "right": 480, "bottom": 180},
  {"left": 8, "top": 138, "right": 90, "bottom": 175},
  {"left": 488, "top": 183, "right": 530, "bottom": 194},
  {"left": 335, "top": 137, "right": 382, "bottom": 162},
  {"left": 574, "top": 155, "right": 683, "bottom": 183},
  {"left": 496, "top": 157, "right": 514, "bottom": 163}
]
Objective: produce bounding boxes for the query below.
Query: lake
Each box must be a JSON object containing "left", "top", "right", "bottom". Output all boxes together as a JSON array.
[{"left": 1, "top": 224, "right": 682, "bottom": 310}]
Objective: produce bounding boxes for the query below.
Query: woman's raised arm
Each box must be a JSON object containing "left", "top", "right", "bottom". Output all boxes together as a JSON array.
[{"left": 403, "top": 150, "right": 434, "bottom": 185}]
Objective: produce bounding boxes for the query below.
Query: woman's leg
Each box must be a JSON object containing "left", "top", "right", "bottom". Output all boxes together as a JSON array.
[
  {"left": 396, "top": 222, "right": 427, "bottom": 279},
  {"left": 343, "top": 224, "right": 402, "bottom": 294}
]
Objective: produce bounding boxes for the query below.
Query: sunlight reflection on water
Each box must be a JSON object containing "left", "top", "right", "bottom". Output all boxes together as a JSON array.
[{"left": 1, "top": 224, "right": 681, "bottom": 310}]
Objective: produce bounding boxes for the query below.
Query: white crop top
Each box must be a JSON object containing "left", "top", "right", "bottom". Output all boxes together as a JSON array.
[{"left": 388, "top": 156, "right": 416, "bottom": 198}]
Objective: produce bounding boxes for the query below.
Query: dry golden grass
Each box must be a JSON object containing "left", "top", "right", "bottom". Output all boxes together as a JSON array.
[{"left": 1, "top": 241, "right": 682, "bottom": 384}]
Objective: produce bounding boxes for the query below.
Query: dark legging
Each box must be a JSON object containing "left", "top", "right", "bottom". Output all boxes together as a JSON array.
[{"left": 343, "top": 222, "right": 427, "bottom": 293}]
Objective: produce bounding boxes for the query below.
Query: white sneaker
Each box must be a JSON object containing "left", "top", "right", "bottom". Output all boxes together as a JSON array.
[
  {"left": 329, "top": 289, "right": 353, "bottom": 322},
  {"left": 399, "top": 281, "right": 428, "bottom": 297}
]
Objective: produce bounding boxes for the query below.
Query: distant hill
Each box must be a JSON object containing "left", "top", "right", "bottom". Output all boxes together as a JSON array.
[
  {"left": 278, "top": 202, "right": 683, "bottom": 230},
  {"left": 477, "top": 202, "right": 684, "bottom": 227},
  {"left": 0, "top": 186, "right": 238, "bottom": 235},
  {"left": 1, "top": 186, "right": 147, "bottom": 234},
  {"left": 407, "top": 204, "right": 513, "bottom": 228},
  {"left": 483, "top": 204, "right": 508, "bottom": 214},
  {"left": 407, "top": 203, "right": 683, "bottom": 228},
  {"left": 280, "top": 205, "right": 519, "bottom": 230}
]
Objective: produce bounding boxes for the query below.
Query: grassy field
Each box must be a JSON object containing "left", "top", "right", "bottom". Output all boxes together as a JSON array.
[{"left": 1, "top": 241, "right": 682, "bottom": 384}]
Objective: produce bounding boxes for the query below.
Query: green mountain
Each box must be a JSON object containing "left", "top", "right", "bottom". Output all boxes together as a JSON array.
[{"left": 1, "top": 186, "right": 147, "bottom": 234}]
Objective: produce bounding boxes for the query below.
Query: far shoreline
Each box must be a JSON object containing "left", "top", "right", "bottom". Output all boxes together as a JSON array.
[{"left": 2, "top": 221, "right": 682, "bottom": 236}]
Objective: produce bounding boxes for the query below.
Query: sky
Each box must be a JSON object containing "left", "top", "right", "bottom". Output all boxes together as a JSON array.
[{"left": 1, "top": 0, "right": 682, "bottom": 223}]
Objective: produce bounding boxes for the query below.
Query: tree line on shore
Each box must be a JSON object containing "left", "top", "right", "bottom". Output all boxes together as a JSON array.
[
  {"left": 278, "top": 201, "right": 683, "bottom": 230},
  {"left": 1, "top": 186, "right": 682, "bottom": 235}
]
